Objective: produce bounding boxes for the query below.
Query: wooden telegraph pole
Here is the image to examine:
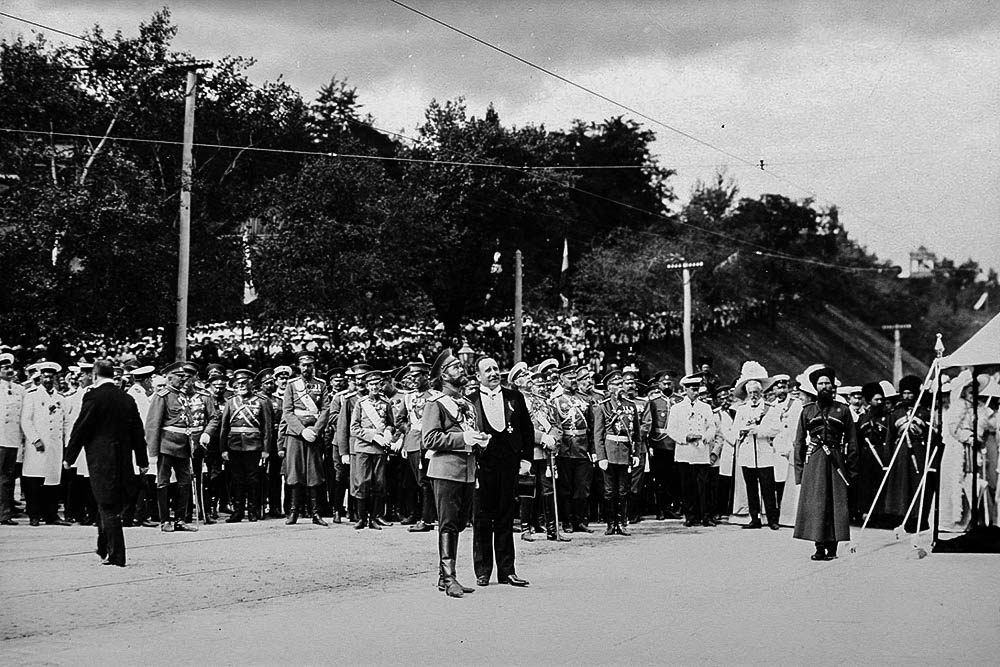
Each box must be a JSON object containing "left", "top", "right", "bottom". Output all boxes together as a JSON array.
[
  {"left": 881, "top": 323, "right": 911, "bottom": 385},
  {"left": 665, "top": 260, "right": 704, "bottom": 375},
  {"left": 514, "top": 250, "right": 523, "bottom": 364},
  {"left": 174, "top": 61, "right": 212, "bottom": 361}
]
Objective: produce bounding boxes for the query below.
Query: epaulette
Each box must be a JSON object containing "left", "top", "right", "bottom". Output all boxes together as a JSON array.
[
  {"left": 155, "top": 387, "right": 170, "bottom": 397},
  {"left": 341, "top": 390, "right": 357, "bottom": 399},
  {"left": 197, "top": 389, "right": 212, "bottom": 397},
  {"left": 647, "top": 390, "right": 663, "bottom": 400},
  {"left": 425, "top": 389, "right": 443, "bottom": 401},
  {"left": 25, "top": 386, "right": 37, "bottom": 393}
]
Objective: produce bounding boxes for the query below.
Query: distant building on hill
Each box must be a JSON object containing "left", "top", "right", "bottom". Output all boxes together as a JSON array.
[{"left": 909, "top": 246, "right": 937, "bottom": 278}]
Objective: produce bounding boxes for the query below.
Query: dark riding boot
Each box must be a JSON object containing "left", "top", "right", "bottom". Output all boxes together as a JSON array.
[
  {"left": 309, "top": 486, "right": 328, "bottom": 526},
  {"left": 285, "top": 486, "right": 301, "bottom": 525}
]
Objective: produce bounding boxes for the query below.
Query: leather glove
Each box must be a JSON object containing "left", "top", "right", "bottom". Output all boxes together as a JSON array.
[
  {"left": 301, "top": 427, "right": 316, "bottom": 443},
  {"left": 341, "top": 454, "right": 351, "bottom": 465},
  {"left": 519, "top": 460, "right": 531, "bottom": 476},
  {"left": 632, "top": 456, "right": 640, "bottom": 469},
  {"left": 540, "top": 434, "right": 556, "bottom": 450},
  {"left": 597, "top": 459, "right": 609, "bottom": 471},
  {"left": 199, "top": 432, "right": 211, "bottom": 447},
  {"left": 462, "top": 431, "right": 483, "bottom": 448},
  {"left": 221, "top": 451, "right": 230, "bottom": 461},
  {"left": 34, "top": 439, "right": 45, "bottom": 453}
]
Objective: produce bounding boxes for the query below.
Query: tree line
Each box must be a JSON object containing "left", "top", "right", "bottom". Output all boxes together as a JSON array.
[{"left": 0, "top": 9, "right": 990, "bottom": 362}]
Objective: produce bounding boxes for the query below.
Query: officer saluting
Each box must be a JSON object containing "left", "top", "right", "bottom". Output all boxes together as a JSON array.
[
  {"left": 144, "top": 361, "right": 201, "bottom": 532},
  {"left": 219, "top": 369, "right": 274, "bottom": 523},
  {"left": 280, "top": 350, "right": 331, "bottom": 526}
]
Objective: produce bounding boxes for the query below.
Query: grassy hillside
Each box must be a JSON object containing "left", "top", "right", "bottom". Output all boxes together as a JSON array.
[{"left": 639, "top": 304, "right": 933, "bottom": 386}]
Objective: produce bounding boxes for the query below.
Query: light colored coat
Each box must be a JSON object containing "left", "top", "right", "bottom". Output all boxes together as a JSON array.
[
  {"left": 21, "top": 387, "right": 70, "bottom": 484},
  {"left": 667, "top": 397, "right": 717, "bottom": 464},
  {"left": 0, "top": 380, "right": 24, "bottom": 458},
  {"left": 734, "top": 401, "right": 781, "bottom": 469}
]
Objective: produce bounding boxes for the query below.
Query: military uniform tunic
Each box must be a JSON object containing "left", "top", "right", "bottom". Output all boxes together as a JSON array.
[
  {"left": 793, "top": 401, "right": 859, "bottom": 543},
  {"left": 280, "top": 376, "right": 330, "bottom": 487}
]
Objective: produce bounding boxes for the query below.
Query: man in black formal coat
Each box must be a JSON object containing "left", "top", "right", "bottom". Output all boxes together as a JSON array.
[
  {"left": 469, "top": 357, "right": 534, "bottom": 587},
  {"left": 64, "top": 360, "right": 149, "bottom": 567}
]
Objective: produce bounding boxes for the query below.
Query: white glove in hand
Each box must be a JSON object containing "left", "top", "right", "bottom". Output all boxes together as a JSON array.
[
  {"left": 540, "top": 434, "right": 556, "bottom": 450},
  {"left": 199, "top": 433, "right": 211, "bottom": 447},
  {"left": 341, "top": 454, "right": 351, "bottom": 465},
  {"left": 301, "top": 427, "right": 316, "bottom": 442},
  {"left": 462, "top": 431, "right": 483, "bottom": 448},
  {"left": 597, "top": 459, "right": 609, "bottom": 471}
]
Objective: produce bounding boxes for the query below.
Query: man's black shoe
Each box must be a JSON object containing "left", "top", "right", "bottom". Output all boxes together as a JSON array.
[
  {"left": 408, "top": 520, "right": 433, "bottom": 533},
  {"left": 742, "top": 520, "right": 763, "bottom": 529},
  {"left": 572, "top": 523, "right": 592, "bottom": 534},
  {"left": 476, "top": 576, "right": 490, "bottom": 587},
  {"left": 500, "top": 574, "right": 529, "bottom": 587}
]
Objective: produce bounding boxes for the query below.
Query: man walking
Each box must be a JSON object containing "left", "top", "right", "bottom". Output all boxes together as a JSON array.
[{"left": 63, "top": 360, "right": 148, "bottom": 566}]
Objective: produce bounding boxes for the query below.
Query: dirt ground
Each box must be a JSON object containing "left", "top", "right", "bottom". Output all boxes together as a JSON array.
[{"left": 1, "top": 516, "right": 996, "bottom": 665}]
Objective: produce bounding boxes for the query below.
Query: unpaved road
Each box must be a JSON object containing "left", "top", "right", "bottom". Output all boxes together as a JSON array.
[{"left": 1, "top": 518, "right": 996, "bottom": 665}]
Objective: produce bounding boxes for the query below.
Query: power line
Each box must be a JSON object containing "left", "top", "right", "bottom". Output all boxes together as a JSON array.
[
  {"left": 384, "top": 1, "right": 930, "bottom": 255},
  {"left": 386, "top": 0, "right": 758, "bottom": 169},
  {"left": 0, "top": 10, "right": 89, "bottom": 43}
]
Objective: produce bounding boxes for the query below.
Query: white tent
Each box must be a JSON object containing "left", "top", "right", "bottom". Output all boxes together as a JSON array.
[{"left": 941, "top": 312, "right": 1000, "bottom": 368}]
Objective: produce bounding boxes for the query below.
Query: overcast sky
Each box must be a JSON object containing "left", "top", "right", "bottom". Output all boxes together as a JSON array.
[{"left": 3, "top": 0, "right": 998, "bottom": 273}]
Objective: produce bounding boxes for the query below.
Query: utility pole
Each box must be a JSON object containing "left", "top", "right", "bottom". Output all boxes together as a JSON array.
[
  {"left": 174, "top": 61, "right": 212, "bottom": 361},
  {"left": 514, "top": 250, "right": 523, "bottom": 364},
  {"left": 881, "top": 323, "right": 911, "bottom": 385},
  {"left": 665, "top": 260, "right": 704, "bottom": 375}
]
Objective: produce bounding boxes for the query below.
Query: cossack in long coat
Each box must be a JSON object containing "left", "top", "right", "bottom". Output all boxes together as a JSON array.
[{"left": 793, "top": 401, "right": 859, "bottom": 543}]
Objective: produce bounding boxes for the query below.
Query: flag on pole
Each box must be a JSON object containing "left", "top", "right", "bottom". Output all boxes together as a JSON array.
[
  {"left": 242, "top": 224, "right": 258, "bottom": 305},
  {"left": 973, "top": 291, "right": 988, "bottom": 310},
  {"left": 559, "top": 238, "right": 570, "bottom": 309}
]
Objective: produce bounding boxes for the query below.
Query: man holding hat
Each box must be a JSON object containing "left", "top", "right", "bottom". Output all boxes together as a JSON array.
[
  {"left": 422, "top": 348, "right": 487, "bottom": 598},
  {"left": 1, "top": 353, "right": 25, "bottom": 525},
  {"left": 350, "top": 370, "right": 400, "bottom": 529},
  {"left": 793, "top": 366, "right": 859, "bottom": 560},
  {"left": 280, "top": 350, "right": 331, "bottom": 526},
  {"left": 145, "top": 361, "right": 204, "bottom": 532},
  {"left": 21, "top": 361, "right": 71, "bottom": 526},
  {"left": 666, "top": 374, "right": 718, "bottom": 527},
  {"left": 219, "top": 369, "right": 274, "bottom": 522},
  {"left": 551, "top": 364, "right": 595, "bottom": 533}
]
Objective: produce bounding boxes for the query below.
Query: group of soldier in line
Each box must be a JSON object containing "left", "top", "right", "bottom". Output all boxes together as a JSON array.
[{"left": 2, "top": 345, "right": 995, "bottom": 584}]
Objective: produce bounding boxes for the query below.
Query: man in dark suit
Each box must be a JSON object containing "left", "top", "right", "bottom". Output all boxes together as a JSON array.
[
  {"left": 63, "top": 360, "right": 148, "bottom": 567},
  {"left": 469, "top": 357, "right": 534, "bottom": 588}
]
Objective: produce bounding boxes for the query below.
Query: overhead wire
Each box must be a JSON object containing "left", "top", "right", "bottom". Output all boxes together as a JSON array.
[
  {"left": 384, "top": 0, "right": 928, "bottom": 256},
  {"left": 2, "top": 8, "right": 905, "bottom": 274}
]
